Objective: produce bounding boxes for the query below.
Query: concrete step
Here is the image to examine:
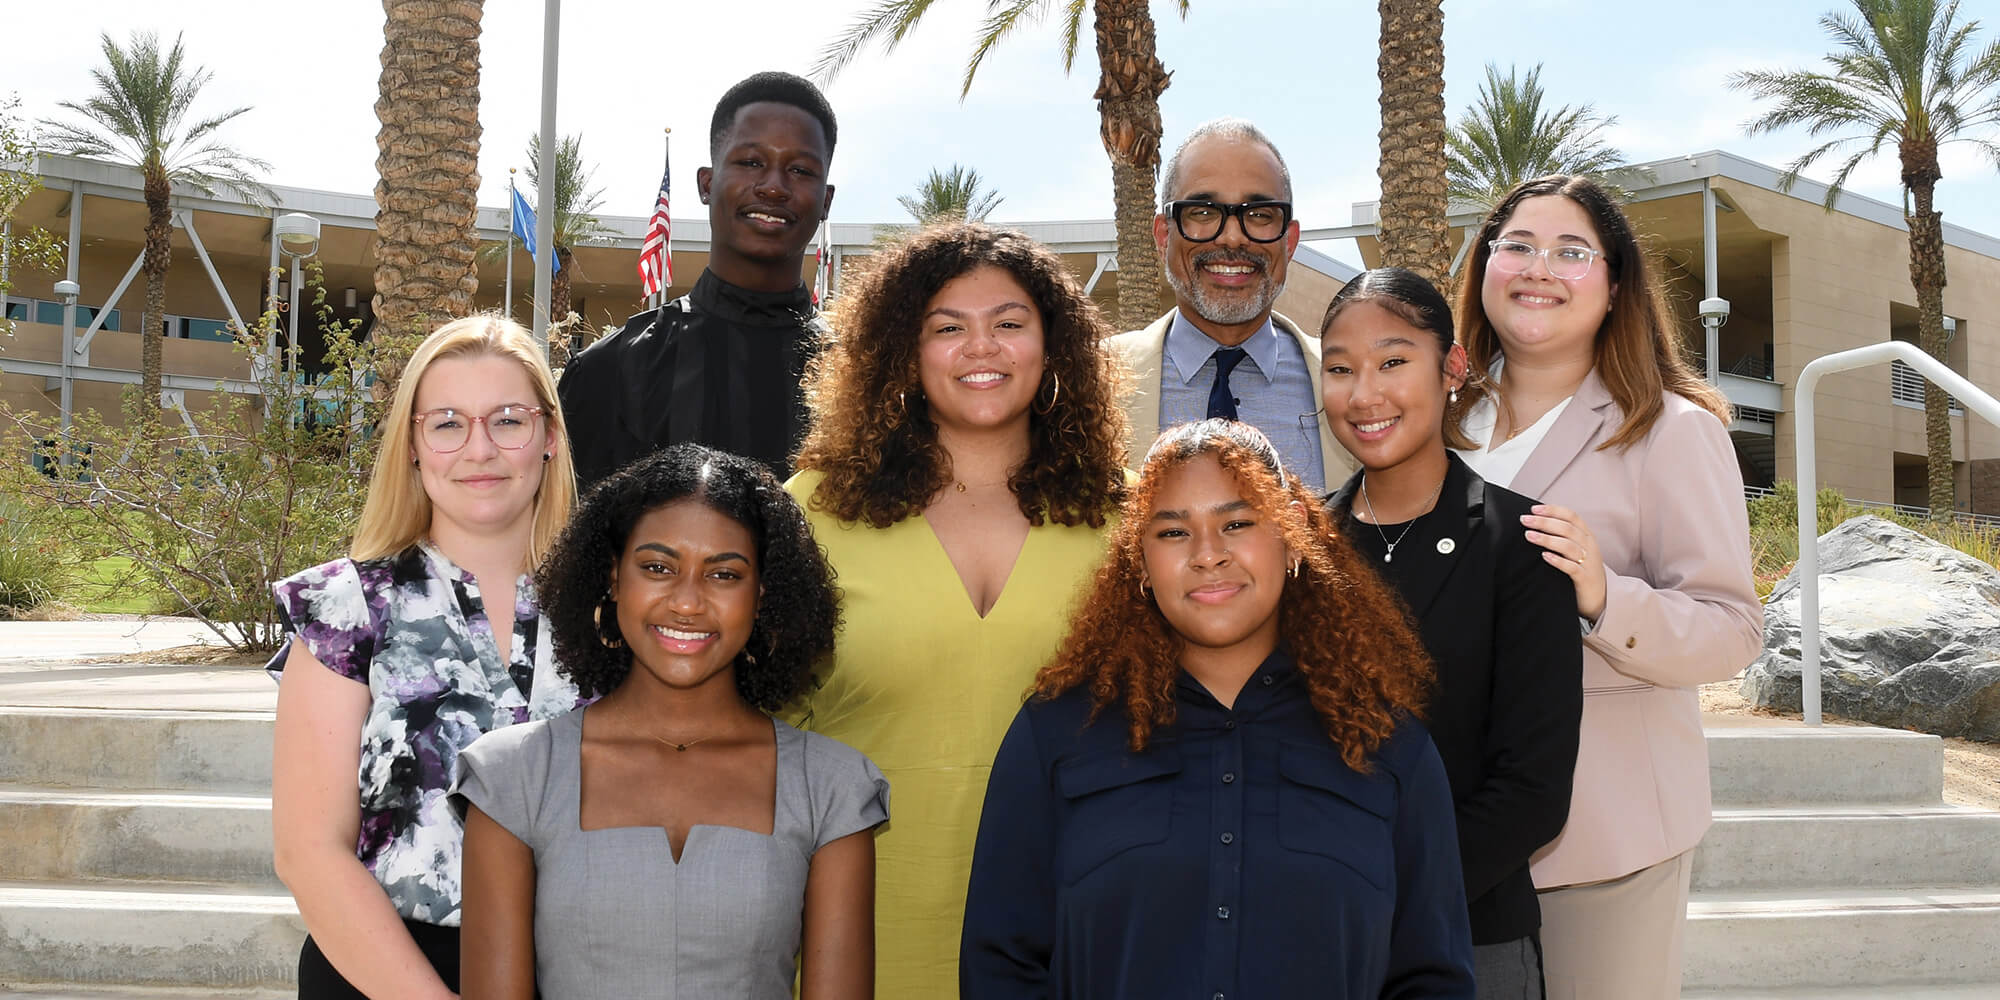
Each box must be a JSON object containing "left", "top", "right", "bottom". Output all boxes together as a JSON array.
[
  {"left": 1706, "top": 726, "right": 1943, "bottom": 807},
  {"left": 1682, "top": 888, "right": 2000, "bottom": 990},
  {"left": 0, "top": 882, "right": 302, "bottom": 990},
  {"left": 1694, "top": 804, "right": 2000, "bottom": 891},
  {"left": 0, "top": 707, "right": 272, "bottom": 795},
  {"left": 1683, "top": 987, "right": 2000, "bottom": 999},
  {"left": 0, "top": 988, "right": 290, "bottom": 999},
  {"left": 0, "top": 785, "right": 276, "bottom": 887}
]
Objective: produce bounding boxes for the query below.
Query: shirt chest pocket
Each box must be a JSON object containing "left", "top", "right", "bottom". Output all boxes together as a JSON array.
[
  {"left": 1053, "top": 746, "right": 1183, "bottom": 886},
  {"left": 1275, "top": 743, "right": 1396, "bottom": 891}
]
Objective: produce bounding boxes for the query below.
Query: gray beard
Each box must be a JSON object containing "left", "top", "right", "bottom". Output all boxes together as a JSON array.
[{"left": 1166, "top": 255, "right": 1280, "bottom": 327}]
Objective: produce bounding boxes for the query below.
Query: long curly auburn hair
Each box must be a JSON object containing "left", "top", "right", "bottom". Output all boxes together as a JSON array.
[
  {"left": 1032, "top": 419, "right": 1432, "bottom": 769},
  {"left": 792, "top": 222, "right": 1129, "bottom": 528}
]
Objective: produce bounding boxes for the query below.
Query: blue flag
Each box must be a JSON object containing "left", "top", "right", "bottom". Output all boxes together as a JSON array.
[{"left": 510, "top": 186, "right": 560, "bottom": 274}]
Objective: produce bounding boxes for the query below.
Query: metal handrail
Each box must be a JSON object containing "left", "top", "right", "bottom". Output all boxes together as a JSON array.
[{"left": 1794, "top": 341, "right": 2000, "bottom": 725}]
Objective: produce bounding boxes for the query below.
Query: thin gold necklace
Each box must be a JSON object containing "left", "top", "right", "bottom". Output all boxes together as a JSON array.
[
  {"left": 652, "top": 731, "right": 717, "bottom": 752},
  {"left": 1359, "top": 475, "right": 1446, "bottom": 564}
]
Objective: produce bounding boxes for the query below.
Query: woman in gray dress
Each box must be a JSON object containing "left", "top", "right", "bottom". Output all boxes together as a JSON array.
[{"left": 456, "top": 444, "right": 887, "bottom": 999}]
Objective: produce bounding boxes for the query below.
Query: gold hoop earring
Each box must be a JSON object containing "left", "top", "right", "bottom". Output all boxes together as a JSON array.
[
  {"left": 1138, "top": 579, "right": 1152, "bottom": 601},
  {"left": 1288, "top": 560, "right": 1301, "bottom": 579},
  {"left": 592, "top": 600, "right": 624, "bottom": 649},
  {"left": 1035, "top": 371, "right": 1061, "bottom": 414}
]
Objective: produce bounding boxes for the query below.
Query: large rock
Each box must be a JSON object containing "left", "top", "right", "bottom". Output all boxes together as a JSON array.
[{"left": 1743, "top": 515, "right": 2000, "bottom": 740}]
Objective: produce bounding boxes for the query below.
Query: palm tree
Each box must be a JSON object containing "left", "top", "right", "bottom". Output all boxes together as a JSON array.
[
  {"left": 815, "top": 0, "right": 1179, "bottom": 331},
  {"left": 1376, "top": 0, "right": 1450, "bottom": 284},
  {"left": 1732, "top": 0, "right": 2000, "bottom": 517},
  {"left": 1447, "top": 63, "right": 1641, "bottom": 212},
  {"left": 522, "top": 132, "right": 615, "bottom": 325},
  {"left": 898, "top": 165, "right": 1005, "bottom": 225},
  {"left": 40, "top": 31, "right": 269, "bottom": 427},
  {"left": 374, "top": 0, "right": 484, "bottom": 388}
]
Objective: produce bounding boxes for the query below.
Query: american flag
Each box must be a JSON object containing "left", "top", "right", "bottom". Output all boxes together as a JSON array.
[{"left": 639, "top": 165, "right": 672, "bottom": 297}]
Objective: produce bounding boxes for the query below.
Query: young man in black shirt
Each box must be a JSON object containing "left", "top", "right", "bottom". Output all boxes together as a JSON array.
[{"left": 559, "top": 71, "right": 836, "bottom": 488}]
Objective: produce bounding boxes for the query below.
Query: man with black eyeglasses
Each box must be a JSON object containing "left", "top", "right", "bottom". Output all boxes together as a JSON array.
[{"left": 1104, "top": 118, "right": 1352, "bottom": 492}]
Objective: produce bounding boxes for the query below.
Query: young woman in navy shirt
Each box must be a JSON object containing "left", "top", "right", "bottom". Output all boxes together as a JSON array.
[{"left": 961, "top": 418, "right": 1474, "bottom": 999}]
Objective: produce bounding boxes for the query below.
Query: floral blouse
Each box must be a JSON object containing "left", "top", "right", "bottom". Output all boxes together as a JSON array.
[{"left": 269, "top": 541, "right": 586, "bottom": 926}]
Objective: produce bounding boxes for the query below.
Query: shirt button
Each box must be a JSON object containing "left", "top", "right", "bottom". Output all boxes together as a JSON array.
[
  {"left": 1220, "top": 832, "right": 1234, "bottom": 844},
  {"left": 1261, "top": 675, "right": 1274, "bottom": 686},
  {"left": 1221, "top": 771, "right": 1236, "bottom": 784},
  {"left": 1224, "top": 719, "right": 1237, "bottom": 731},
  {"left": 1213, "top": 993, "right": 1226, "bottom": 1000},
  {"left": 1216, "top": 905, "right": 1231, "bottom": 919}
]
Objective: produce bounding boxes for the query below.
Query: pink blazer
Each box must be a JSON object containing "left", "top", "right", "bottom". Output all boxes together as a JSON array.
[{"left": 1506, "top": 369, "right": 1764, "bottom": 888}]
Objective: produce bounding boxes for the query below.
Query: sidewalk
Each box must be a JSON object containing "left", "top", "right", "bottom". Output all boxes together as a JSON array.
[{"left": 0, "top": 619, "right": 275, "bottom": 712}]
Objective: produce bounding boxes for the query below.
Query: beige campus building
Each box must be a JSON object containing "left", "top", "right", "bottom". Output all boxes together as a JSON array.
[
  {"left": 0, "top": 153, "right": 1347, "bottom": 447},
  {"left": 6, "top": 150, "right": 1997, "bottom": 512}
]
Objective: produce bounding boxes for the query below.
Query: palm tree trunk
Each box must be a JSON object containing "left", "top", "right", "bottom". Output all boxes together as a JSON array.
[
  {"left": 1091, "top": 0, "right": 1170, "bottom": 332},
  {"left": 139, "top": 161, "right": 172, "bottom": 429},
  {"left": 1376, "top": 0, "right": 1450, "bottom": 284},
  {"left": 372, "top": 0, "right": 484, "bottom": 398},
  {"left": 1903, "top": 138, "right": 1952, "bottom": 517},
  {"left": 551, "top": 247, "right": 573, "bottom": 328}
]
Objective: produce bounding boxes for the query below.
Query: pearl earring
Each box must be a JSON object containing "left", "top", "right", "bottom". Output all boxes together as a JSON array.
[{"left": 1449, "top": 388, "right": 1459, "bottom": 405}]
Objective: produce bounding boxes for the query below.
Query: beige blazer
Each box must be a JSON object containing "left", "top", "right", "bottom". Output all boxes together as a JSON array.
[
  {"left": 1509, "top": 369, "right": 1765, "bottom": 888},
  {"left": 1103, "top": 310, "right": 1355, "bottom": 487}
]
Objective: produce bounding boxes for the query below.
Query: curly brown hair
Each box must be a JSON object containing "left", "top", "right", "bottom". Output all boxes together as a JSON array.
[
  {"left": 793, "top": 222, "right": 1129, "bottom": 528},
  {"left": 1032, "top": 419, "right": 1431, "bottom": 770}
]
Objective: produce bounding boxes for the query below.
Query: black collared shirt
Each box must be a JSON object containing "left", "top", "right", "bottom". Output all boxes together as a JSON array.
[
  {"left": 961, "top": 649, "right": 1474, "bottom": 999},
  {"left": 557, "top": 269, "right": 820, "bottom": 489}
]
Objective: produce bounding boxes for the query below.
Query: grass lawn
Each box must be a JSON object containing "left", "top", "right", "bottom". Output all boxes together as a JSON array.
[{"left": 79, "top": 556, "right": 167, "bottom": 615}]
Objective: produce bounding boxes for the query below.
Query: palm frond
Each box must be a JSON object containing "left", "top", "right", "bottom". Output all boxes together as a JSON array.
[
  {"left": 965, "top": 0, "right": 1055, "bottom": 98},
  {"left": 1445, "top": 62, "right": 1633, "bottom": 210},
  {"left": 900, "top": 164, "right": 1004, "bottom": 224},
  {"left": 813, "top": 0, "right": 945, "bottom": 84},
  {"left": 38, "top": 30, "right": 267, "bottom": 206},
  {"left": 1733, "top": 0, "right": 2000, "bottom": 207},
  {"left": 1058, "top": 0, "right": 1088, "bottom": 74},
  {"left": 524, "top": 133, "right": 617, "bottom": 251}
]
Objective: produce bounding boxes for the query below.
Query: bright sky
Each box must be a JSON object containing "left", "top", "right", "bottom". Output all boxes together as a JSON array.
[{"left": 12, "top": 0, "right": 2000, "bottom": 269}]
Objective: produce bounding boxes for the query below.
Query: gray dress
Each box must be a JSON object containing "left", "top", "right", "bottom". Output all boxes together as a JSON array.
[{"left": 455, "top": 709, "right": 888, "bottom": 999}]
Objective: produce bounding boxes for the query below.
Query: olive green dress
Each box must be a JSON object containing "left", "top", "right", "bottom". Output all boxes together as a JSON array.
[{"left": 784, "top": 470, "right": 1114, "bottom": 999}]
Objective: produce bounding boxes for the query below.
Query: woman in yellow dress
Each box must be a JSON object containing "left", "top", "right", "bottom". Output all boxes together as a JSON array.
[{"left": 787, "top": 222, "right": 1131, "bottom": 997}]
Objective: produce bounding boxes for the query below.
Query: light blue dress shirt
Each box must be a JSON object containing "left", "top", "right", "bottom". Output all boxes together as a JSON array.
[{"left": 1159, "top": 310, "right": 1326, "bottom": 492}]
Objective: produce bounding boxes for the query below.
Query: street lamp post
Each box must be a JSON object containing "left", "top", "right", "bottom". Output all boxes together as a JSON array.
[
  {"left": 274, "top": 213, "right": 321, "bottom": 378},
  {"left": 55, "top": 278, "right": 79, "bottom": 467},
  {"left": 275, "top": 213, "right": 321, "bottom": 428}
]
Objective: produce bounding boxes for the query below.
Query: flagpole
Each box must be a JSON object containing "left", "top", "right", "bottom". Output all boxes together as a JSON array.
[
  {"left": 656, "top": 128, "right": 670, "bottom": 312},
  {"left": 532, "top": 0, "right": 561, "bottom": 352},
  {"left": 505, "top": 168, "right": 516, "bottom": 322}
]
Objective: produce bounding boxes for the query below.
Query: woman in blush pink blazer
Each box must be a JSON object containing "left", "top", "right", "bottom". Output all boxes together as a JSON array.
[{"left": 1449, "top": 175, "right": 1764, "bottom": 1000}]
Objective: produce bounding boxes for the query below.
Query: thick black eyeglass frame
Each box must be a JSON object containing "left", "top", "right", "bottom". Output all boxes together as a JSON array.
[{"left": 1164, "top": 199, "right": 1295, "bottom": 244}]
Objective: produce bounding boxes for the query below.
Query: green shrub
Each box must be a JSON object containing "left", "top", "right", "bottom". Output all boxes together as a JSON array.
[
  {"left": 1747, "top": 480, "right": 2000, "bottom": 598},
  {"left": 1, "top": 265, "right": 382, "bottom": 651},
  {"left": 0, "top": 498, "right": 70, "bottom": 613}
]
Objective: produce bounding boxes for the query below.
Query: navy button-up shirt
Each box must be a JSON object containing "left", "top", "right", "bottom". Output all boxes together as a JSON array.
[{"left": 961, "top": 650, "right": 1474, "bottom": 999}]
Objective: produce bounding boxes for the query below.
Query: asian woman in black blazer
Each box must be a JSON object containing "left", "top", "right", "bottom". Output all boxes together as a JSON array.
[{"left": 1318, "top": 267, "right": 1584, "bottom": 999}]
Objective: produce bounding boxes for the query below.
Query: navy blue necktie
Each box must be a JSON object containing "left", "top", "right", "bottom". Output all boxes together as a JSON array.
[{"left": 1207, "top": 348, "right": 1248, "bottom": 420}]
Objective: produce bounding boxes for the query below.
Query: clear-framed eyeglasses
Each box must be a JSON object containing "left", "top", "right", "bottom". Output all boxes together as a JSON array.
[
  {"left": 1165, "top": 200, "right": 1294, "bottom": 244},
  {"left": 1486, "top": 239, "right": 1603, "bottom": 280},
  {"left": 412, "top": 405, "right": 546, "bottom": 453}
]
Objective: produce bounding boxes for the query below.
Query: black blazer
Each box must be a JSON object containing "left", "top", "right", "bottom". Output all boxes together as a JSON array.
[{"left": 1327, "top": 452, "right": 1583, "bottom": 944}]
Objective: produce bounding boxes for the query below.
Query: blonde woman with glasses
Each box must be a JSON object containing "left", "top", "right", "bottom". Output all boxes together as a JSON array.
[{"left": 269, "top": 315, "right": 589, "bottom": 999}]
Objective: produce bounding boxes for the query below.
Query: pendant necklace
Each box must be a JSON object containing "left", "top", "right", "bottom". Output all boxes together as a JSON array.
[
  {"left": 1359, "top": 476, "right": 1446, "bottom": 563},
  {"left": 652, "top": 732, "right": 716, "bottom": 752}
]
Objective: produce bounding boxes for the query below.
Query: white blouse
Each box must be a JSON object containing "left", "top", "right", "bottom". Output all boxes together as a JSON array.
[{"left": 1455, "top": 390, "right": 1573, "bottom": 491}]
